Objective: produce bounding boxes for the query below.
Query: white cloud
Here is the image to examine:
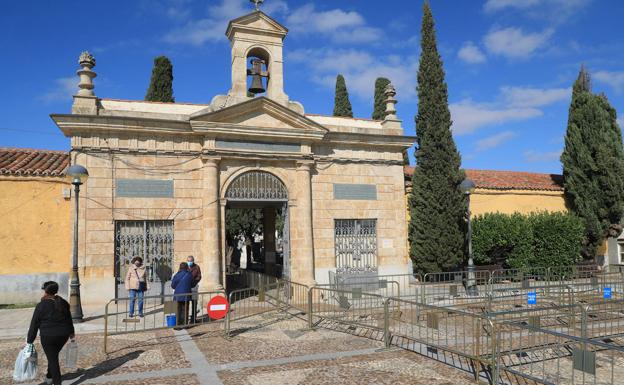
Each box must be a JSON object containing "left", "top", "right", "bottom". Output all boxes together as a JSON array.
[
  {"left": 164, "top": 0, "right": 288, "bottom": 45},
  {"left": 484, "top": 0, "right": 541, "bottom": 12},
  {"left": 483, "top": 0, "right": 590, "bottom": 23},
  {"left": 524, "top": 150, "right": 561, "bottom": 162},
  {"left": 484, "top": 27, "right": 553, "bottom": 59},
  {"left": 475, "top": 131, "right": 516, "bottom": 151},
  {"left": 593, "top": 70, "right": 624, "bottom": 93},
  {"left": 617, "top": 116, "right": 624, "bottom": 128},
  {"left": 288, "top": 48, "right": 418, "bottom": 101},
  {"left": 458, "top": 41, "right": 486, "bottom": 64},
  {"left": 450, "top": 85, "right": 570, "bottom": 134},
  {"left": 285, "top": 4, "right": 382, "bottom": 44},
  {"left": 450, "top": 100, "right": 542, "bottom": 135},
  {"left": 500, "top": 86, "right": 570, "bottom": 107},
  {"left": 39, "top": 77, "right": 76, "bottom": 103}
]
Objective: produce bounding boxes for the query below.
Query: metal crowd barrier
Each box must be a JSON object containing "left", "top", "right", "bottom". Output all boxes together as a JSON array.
[
  {"left": 103, "top": 290, "right": 225, "bottom": 353},
  {"left": 101, "top": 267, "right": 624, "bottom": 384},
  {"left": 492, "top": 309, "right": 624, "bottom": 384}
]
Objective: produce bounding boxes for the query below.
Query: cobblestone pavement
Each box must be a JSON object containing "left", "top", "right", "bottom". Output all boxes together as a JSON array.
[
  {"left": 1, "top": 310, "right": 477, "bottom": 384},
  {"left": 217, "top": 350, "right": 476, "bottom": 385}
]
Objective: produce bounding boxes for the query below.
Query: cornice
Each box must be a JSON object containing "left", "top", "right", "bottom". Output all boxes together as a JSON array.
[{"left": 51, "top": 114, "right": 192, "bottom": 137}]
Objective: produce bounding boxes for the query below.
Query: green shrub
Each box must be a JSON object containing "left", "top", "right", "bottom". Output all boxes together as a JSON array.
[
  {"left": 527, "top": 211, "right": 584, "bottom": 268},
  {"left": 472, "top": 213, "right": 533, "bottom": 266},
  {"left": 472, "top": 211, "right": 584, "bottom": 269}
]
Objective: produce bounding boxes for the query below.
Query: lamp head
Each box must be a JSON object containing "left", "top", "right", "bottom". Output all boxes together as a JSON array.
[
  {"left": 65, "top": 164, "right": 89, "bottom": 185},
  {"left": 459, "top": 178, "right": 476, "bottom": 195}
]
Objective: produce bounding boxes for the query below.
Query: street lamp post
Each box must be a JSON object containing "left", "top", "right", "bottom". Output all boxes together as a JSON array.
[
  {"left": 460, "top": 178, "right": 477, "bottom": 296},
  {"left": 65, "top": 164, "right": 89, "bottom": 322}
]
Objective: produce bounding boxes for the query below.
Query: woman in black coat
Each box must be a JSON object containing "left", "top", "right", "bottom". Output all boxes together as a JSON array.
[{"left": 27, "top": 281, "right": 75, "bottom": 385}]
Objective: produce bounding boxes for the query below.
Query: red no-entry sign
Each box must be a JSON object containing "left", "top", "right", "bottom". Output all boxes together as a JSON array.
[{"left": 207, "top": 295, "right": 229, "bottom": 320}]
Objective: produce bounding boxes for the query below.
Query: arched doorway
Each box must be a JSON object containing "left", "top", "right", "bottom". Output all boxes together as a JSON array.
[{"left": 224, "top": 171, "right": 290, "bottom": 280}]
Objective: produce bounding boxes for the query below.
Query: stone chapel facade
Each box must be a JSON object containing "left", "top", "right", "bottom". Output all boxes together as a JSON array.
[{"left": 51, "top": 10, "right": 412, "bottom": 304}]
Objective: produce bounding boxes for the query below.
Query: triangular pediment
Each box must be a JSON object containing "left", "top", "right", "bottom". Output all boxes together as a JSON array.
[
  {"left": 226, "top": 11, "right": 288, "bottom": 39},
  {"left": 190, "top": 97, "right": 327, "bottom": 134}
]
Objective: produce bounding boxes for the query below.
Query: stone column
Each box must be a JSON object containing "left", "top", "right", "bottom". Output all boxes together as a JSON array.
[
  {"left": 201, "top": 157, "right": 222, "bottom": 290},
  {"left": 296, "top": 161, "right": 315, "bottom": 285}
]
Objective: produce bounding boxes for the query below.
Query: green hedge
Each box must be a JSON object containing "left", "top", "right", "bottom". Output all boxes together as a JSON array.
[{"left": 472, "top": 211, "right": 584, "bottom": 269}]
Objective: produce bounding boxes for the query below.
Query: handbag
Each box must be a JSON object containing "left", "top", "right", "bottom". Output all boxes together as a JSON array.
[{"left": 135, "top": 269, "right": 147, "bottom": 292}]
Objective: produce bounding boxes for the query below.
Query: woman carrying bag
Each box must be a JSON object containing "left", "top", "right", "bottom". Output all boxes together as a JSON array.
[
  {"left": 124, "top": 256, "right": 149, "bottom": 318},
  {"left": 26, "top": 281, "right": 75, "bottom": 385}
]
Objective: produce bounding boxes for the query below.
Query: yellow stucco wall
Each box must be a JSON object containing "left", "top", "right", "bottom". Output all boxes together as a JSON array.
[
  {"left": 470, "top": 188, "right": 567, "bottom": 216},
  {"left": 0, "top": 177, "right": 71, "bottom": 275}
]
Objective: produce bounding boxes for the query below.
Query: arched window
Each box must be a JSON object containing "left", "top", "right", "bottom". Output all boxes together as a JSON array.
[{"left": 225, "top": 171, "right": 287, "bottom": 201}]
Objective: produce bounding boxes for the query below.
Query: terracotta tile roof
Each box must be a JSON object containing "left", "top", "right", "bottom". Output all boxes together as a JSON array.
[
  {"left": 404, "top": 166, "right": 564, "bottom": 191},
  {"left": 0, "top": 148, "right": 69, "bottom": 177}
]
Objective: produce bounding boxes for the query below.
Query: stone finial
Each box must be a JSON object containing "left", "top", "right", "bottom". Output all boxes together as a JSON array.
[
  {"left": 79, "top": 51, "right": 96, "bottom": 67},
  {"left": 76, "top": 51, "right": 97, "bottom": 97},
  {"left": 250, "top": 0, "right": 264, "bottom": 11},
  {"left": 383, "top": 83, "right": 398, "bottom": 121}
]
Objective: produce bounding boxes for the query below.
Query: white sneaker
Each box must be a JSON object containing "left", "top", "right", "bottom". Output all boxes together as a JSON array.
[{"left": 45, "top": 378, "right": 53, "bottom": 384}]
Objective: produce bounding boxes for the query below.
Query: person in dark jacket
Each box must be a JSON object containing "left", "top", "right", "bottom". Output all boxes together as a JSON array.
[
  {"left": 186, "top": 255, "right": 202, "bottom": 323},
  {"left": 27, "top": 281, "right": 75, "bottom": 385},
  {"left": 171, "top": 262, "right": 193, "bottom": 327}
]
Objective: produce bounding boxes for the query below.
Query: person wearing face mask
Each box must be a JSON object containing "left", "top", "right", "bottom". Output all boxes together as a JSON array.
[
  {"left": 124, "top": 256, "right": 149, "bottom": 318},
  {"left": 186, "top": 255, "right": 202, "bottom": 323}
]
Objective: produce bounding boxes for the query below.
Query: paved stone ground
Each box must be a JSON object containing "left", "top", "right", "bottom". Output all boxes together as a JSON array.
[{"left": 1, "top": 309, "right": 478, "bottom": 385}]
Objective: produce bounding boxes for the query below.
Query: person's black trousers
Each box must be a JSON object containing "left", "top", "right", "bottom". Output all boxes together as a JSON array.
[
  {"left": 41, "top": 334, "right": 69, "bottom": 385},
  {"left": 191, "top": 299, "right": 198, "bottom": 323},
  {"left": 176, "top": 301, "right": 189, "bottom": 326}
]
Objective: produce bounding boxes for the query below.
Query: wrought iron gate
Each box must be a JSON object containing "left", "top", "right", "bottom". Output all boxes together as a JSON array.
[
  {"left": 335, "top": 219, "right": 377, "bottom": 274},
  {"left": 225, "top": 171, "right": 290, "bottom": 279},
  {"left": 114, "top": 220, "right": 174, "bottom": 297}
]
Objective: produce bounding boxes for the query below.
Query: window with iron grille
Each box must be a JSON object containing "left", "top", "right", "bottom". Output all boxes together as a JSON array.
[
  {"left": 334, "top": 219, "right": 377, "bottom": 273},
  {"left": 114, "top": 220, "right": 174, "bottom": 287}
]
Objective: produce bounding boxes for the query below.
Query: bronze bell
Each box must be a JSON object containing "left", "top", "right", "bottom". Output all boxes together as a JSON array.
[
  {"left": 249, "top": 73, "right": 265, "bottom": 94},
  {"left": 247, "top": 58, "right": 267, "bottom": 94}
]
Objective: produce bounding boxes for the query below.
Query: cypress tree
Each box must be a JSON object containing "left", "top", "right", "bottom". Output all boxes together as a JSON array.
[
  {"left": 372, "top": 77, "right": 391, "bottom": 120},
  {"left": 333, "top": 74, "right": 353, "bottom": 117},
  {"left": 561, "top": 67, "right": 624, "bottom": 258},
  {"left": 409, "top": 3, "right": 465, "bottom": 274},
  {"left": 145, "top": 56, "right": 175, "bottom": 102}
]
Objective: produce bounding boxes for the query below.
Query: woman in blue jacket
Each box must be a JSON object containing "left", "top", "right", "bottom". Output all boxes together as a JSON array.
[{"left": 171, "top": 262, "right": 193, "bottom": 327}]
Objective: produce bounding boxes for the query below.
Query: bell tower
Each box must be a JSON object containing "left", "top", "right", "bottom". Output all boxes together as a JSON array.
[{"left": 223, "top": 10, "right": 291, "bottom": 107}]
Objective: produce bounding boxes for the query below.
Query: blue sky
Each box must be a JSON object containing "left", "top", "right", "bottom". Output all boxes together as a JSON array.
[{"left": 1, "top": 0, "right": 623, "bottom": 173}]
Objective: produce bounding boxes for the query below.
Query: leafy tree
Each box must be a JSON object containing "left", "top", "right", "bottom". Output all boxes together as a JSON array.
[
  {"left": 409, "top": 3, "right": 465, "bottom": 274},
  {"left": 145, "top": 56, "right": 175, "bottom": 102},
  {"left": 333, "top": 74, "right": 353, "bottom": 117},
  {"left": 561, "top": 67, "right": 624, "bottom": 258},
  {"left": 225, "top": 208, "right": 262, "bottom": 244},
  {"left": 372, "top": 77, "right": 391, "bottom": 120}
]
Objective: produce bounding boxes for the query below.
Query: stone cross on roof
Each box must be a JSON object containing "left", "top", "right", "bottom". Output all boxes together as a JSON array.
[{"left": 250, "top": 0, "right": 264, "bottom": 11}]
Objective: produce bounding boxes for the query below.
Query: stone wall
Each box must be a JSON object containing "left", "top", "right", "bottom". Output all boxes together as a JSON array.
[
  {"left": 75, "top": 151, "right": 205, "bottom": 304},
  {"left": 312, "top": 163, "right": 409, "bottom": 284}
]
